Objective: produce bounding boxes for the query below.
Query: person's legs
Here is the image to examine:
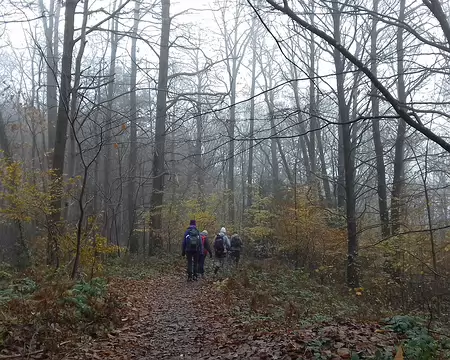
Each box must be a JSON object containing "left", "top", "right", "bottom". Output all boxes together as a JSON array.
[
  {"left": 214, "top": 255, "right": 221, "bottom": 274},
  {"left": 187, "top": 253, "right": 193, "bottom": 280},
  {"left": 235, "top": 251, "right": 240, "bottom": 267},
  {"left": 198, "top": 254, "right": 205, "bottom": 277},
  {"left": 193, "top": 252, "right": 199, "bottom": 280}
]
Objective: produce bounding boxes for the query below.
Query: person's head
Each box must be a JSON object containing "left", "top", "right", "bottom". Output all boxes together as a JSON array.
[
  {"left": 220, "top": 227, "right": 226, "bottom": 234},
  {"left": 189, "top": 219, "right": 197, "bottom": 227},
  {"left": 201, "top": 230, "right": 208, "bottom": 236},
  {"left": 232, "top": 233, "right": 238, "bottom": 238}
]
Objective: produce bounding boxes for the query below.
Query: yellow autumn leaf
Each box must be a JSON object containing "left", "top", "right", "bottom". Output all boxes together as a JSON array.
[{"left": 394, "top": 345, "right": 404, "bottom": 360}]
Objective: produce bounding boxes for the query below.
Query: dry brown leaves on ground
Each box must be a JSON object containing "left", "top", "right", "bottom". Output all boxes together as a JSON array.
[{"left": 25, "top": 274, "right": 403, "bottom": 360}]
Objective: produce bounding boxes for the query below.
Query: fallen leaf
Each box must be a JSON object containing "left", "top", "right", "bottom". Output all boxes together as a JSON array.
[{"left": 394, "top": 345, "right": 404, "bottom": 360}]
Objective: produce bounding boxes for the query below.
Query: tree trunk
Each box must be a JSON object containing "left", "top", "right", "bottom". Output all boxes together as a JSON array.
[
  {"left": 228, "top": 55, "right": 237, "bottom": 222},
  {"left": 66, "top": 0, "right": 89, "bottom": 222},
  {"left": 291, "top": 64, "right": 311, "bottom": 181},
  {"left": 195, "top": 48, "right": 205, "bottom": 202},
  {"left": 308, "top": 2, "right": 317, "bottom": 181},
  {"left": 370, "top": 0, "right": 390, "bottom": 238},
  {"left": 128, "top": 0, "right": 140, "bottom": 253},
  {"left": 316, "top": 128, "right": 333, "bottom": 206},
  {"left": 331, "top": 0, "right": 358, "bottom": 287},
  {"left": 247, "top": 15, "right": 257, "bottom": 208},
  {"left": 391, "top": 0, "right": 407, "bottom": 235},
  {"left": 149, "top": 0, "right": 171, "bottom": 243},
  {"left": 48, "top": 0, "right": 79, "bottom": 267},
  {"left": 38, "top": 0, "right": 60, "bottom": 161},
  {"left": 103, "top": 0, "right": 120, "bottom": 238}
]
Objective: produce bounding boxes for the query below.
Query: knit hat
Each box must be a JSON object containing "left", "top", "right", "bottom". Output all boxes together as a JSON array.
[
  {"left": 202, "top": 230, "right": 208, "bottom": 235},
  {"left": 190, "top": 219, "right": 196, "bottom": 226},
  {"left": 220, "top": 227, "right": 226, "bottom": 234}
]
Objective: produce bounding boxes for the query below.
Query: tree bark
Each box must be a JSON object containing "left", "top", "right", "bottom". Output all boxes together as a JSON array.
[
  {"left": 247, "top": 15, "right": 257, "bottom": 208},
  {"left": 38, "top": 0, "right": 60, "bottom": 160},
  {"left": 330, "top": 0, "right": 358, "bottom": 287},
  {"left": 195, "top": 47, "right": 205, "bottom": 203},
  {"left": 149, "top": 0, "right": 171, "bottom": 243},
  {"left": 66, "top": 0, "right": 89, "bottom": 222},
  {"left": 370, "top": 0, "right": 390, "bottom": 238},
  {"left": 128, "top": 0, "right": 140, "bottom": 253},
  {"left": 48, "top": 0, "right": 79, "bottom": 267},
  {"left": 103, "top": 0, "right": 120, "bottom": 239},
  {"left": 391, "top": 0, "right": 407, "bottom": 235},
  {"left": 316, "top": 127, "right": 333, "bottom": 206}
]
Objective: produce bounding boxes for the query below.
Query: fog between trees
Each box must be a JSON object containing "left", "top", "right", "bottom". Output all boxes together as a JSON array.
[{"left": 1, "top": 0, "right": 450, "bottom": 292}]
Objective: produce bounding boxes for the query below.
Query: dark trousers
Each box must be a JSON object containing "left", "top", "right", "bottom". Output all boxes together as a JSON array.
[
  {"left": 198, "top": 254, "right": 206, "bottom": 275},
  {"left": 230, "top": 251, "right": 241, "bottom": 266},
  {"left": 186, "top": 252, "right": 199, "bottom": 279}
]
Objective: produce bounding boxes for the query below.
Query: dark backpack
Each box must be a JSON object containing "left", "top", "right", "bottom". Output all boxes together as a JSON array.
[
  {"left": 231, "top": 236, "right": 242, "bottom": 250},
  {"left": 214, "top": 234, "right": 225, "bottom": 255},
  {"left": 186, "top": 228, "right": 200, "bottom": 252}
]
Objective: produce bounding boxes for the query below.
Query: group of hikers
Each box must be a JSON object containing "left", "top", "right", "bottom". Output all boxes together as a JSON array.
[{"left": 181, "top": 220, "right": 243, "bottom": 281}]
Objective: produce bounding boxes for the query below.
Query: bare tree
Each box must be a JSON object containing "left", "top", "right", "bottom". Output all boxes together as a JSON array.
[
  {"left": 48, "top": 0, "right": 79, "bottom": 267},
  {"left": 149, "top": 0, "right": 170, "bottom": 244},
  {"left": 370, "top": 0, "right": 389, "bottom": 238},
  {"left": 391, "top": 0, "right": 407, "bottom": 235},
  {"left": 128, "top": 0, "right": 140, "bottom": 253}
]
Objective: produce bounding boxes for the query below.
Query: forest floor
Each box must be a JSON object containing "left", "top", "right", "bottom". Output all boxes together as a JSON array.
[
  {"left": 59, "top": 270, "right": 403, "bottom": 360},
  {"left": 2, "top": 260, "right": 449, "bottom": 359}
]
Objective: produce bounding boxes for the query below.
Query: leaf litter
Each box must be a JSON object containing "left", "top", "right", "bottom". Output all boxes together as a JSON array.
[{"left": 46, "top": 274, "right": 407, "bottom": 360}]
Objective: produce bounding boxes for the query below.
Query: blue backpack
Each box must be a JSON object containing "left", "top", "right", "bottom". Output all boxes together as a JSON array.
[{"left": 186, "top": 228, "right": 200, "bottom": 252}]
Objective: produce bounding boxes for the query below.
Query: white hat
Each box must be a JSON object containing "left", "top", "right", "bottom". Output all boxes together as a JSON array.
[
  {"left": 202, "top": 230, "right": 208, "bottom": 235},
  {"left": 220, "top": 227, "right": 226, "bottom": 234}
]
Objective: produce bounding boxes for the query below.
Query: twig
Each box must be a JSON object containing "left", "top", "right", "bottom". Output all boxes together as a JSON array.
[{"left": 0, "top": 350, "right": 43, "bottom": 359}]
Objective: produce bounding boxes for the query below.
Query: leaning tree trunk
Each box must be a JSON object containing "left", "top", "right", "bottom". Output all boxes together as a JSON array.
[{"left": 149, "top": 0, "right": 171, "bottom": 248}]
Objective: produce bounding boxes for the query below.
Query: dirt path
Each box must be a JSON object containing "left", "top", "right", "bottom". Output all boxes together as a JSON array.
[
  {"left": 68, "top": 275, "right": 237, "bottom": 360},
  {"left": 64, "top": 274, "right": 400, "bottom": 360}
]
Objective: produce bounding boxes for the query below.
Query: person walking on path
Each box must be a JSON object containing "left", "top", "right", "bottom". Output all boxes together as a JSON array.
[
  {"left": 182, "top": 220, "right": 203, "bottom": 281},
  {"left": 199, "top": 230, "right": 213, "bottom": 278},
  {"left": 229, "top": 233, "right": 243, "bottom": 267},
  {"left": 213, "top": 227, "right": 231, "bottom": 275}
]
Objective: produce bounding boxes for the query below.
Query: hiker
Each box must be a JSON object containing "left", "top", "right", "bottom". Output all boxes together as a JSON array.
[
  {"left": 229, "top": 233, "right": 243, "bottom": 267},
  {"left": 182, "top": 220, "right": 203, "bottom": 281},
  {"left": 220, "top": 227, "right": 231, "bottom": 251},
  {"left": 198, "top": 230, "right": 213, "bottom": 278},
  {"left": 213, "top": 227, "right": 231, "bottom": 274}
]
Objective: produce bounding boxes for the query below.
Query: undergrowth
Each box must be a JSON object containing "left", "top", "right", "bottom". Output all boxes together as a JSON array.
[
  {"left": 106, "top": 253, "right": 185, "bottom": 279},
  {"left": 0, "top": 255, "right": 176, "bottom": 356},
  {"left": 216, "top": 261, "right": 450, "bottom": 359},
  {"left": 217, "top": 261, "right": 367, "bottom": 329}
]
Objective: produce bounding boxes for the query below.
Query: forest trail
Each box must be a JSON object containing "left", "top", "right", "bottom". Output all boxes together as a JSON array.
[
  {"left": 63, "top": 273, "right": 401, "bottom": 360},
  {"left": 67, "top": 274, "right": 247, "bottom": 360},
  {"left": 66, "top": 273, "right": 298, "bottom": 360}
]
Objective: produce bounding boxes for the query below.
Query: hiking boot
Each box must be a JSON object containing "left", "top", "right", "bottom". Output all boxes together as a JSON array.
[{"left": 187, "top": 276, "right": 193, "bottom": 282}]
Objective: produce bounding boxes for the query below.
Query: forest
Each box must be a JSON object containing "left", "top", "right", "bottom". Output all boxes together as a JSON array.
[{"left": 1, "top": 0, "right": 450, "bottom": 358}]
